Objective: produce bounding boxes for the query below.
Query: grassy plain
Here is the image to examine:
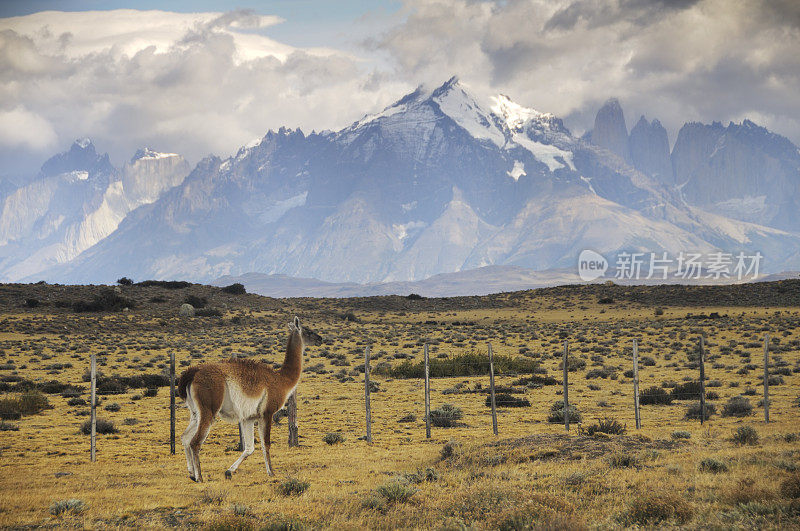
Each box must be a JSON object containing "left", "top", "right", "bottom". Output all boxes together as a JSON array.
[{"left": 0, "top": 281, "right": 798, "bottom": 529}]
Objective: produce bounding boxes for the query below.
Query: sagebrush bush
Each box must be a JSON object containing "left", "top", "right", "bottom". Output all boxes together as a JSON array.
[
  {"left": 487, "top": 393, "right": 530, "bottom": 408},
  {"left": 780, "top": 474, "right": 800, "bottom": 499},
  {"left": 375, "top": 478, "right": 417, "bottom": 504},
  {"left": 221, "top": 283, "right": 246, "bottom": 295},
  {"left": 389, "top": 352, "right": 539, "bottom": 378},
  {"left": 428, "top": 404, "right": 463, "bottom": 427},
  {"left": 277, "top": 477, "right": 309, "bottom": 496},
  {"left": 671, "top": 381, "right": 704, "bottom": 400},
  {"left": 49, "top": 499, "right": 86, "bottom": 516},
  {"left": 81, "top": 418, "right": 118, "bottom": 435},
  {"left": 699, "top": 457, "right": 728, "bottom": 473},
  {"left": 402, "top": 468, "right": 439, "bottom": 484},
  {"left": 684, "top": 401, "right": 716, "bottom": 420},
  {"left": 639, "top": 386, "right": 673, "bottom": 405},
  {"left": 722, "top": 396, "right": 753, "bottom": 417},
  {"left": 671, "top": 430, "right": 691, "bottom": 440},
  {"left": 322, "top": 432, "right": 344, "bottom": 445},
  {"left": 732, "top": 425, "right": 759, "bottom": 446},
  {"left": 608, "top": 453, "right": 639, "bottom": 468},
  {"left": 547, "top": 400, "right": 582, "bottom": 424},
  {"left": 584, "top": 417, "right": 626, "bottom": 436},
  {"left": 625, "top": 491, "right": 693, "bottom": 525}
]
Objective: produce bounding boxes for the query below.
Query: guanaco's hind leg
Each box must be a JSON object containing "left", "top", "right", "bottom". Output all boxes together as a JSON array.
[
  {"left": 189, "top": 409, "right": 214, "bottom": 482},
  {"left": 225, "top": 420, "right": 255, "bottom": 479},
  {"left": 259, "top": 408, "right": 276, "bottom": 476},
  {"left": 181, "top": 410, "right": 199, "bottom": 479}
]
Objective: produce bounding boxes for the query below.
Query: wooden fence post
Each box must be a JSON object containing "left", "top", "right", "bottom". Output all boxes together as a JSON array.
[
  {"left": 90, "top": 352, "right": 97, "bottom": 462},
  {"left": 365, "top": 346, "right": 373, "bottom": 443},
  {"left": 563, "top": 340, "right": 569, "bottom": 432},
  {"left": 763, "top": 334, "right": 770, "bottom": 423},
  {"left": 633, "top": 339, "right": 641, "bottom": 430},
  {"left": 287, "top": 391, "right": 299, "bottom": 448},
  {"left": 488, "top": 343, "right": 498, "bottom": 436},
  {"left": 699, "top": 336, "right": 706, "bottom": 425},
  {"left": 170, "top": 351, "right": 176, "bottom": 455},
  {"left": 424, "top": 343, "right": 431, "bottom": 439}
]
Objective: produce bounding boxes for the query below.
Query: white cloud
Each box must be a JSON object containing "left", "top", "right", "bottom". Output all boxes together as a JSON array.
[
  {"left": 378, "top": 0, "right": 800, "bottom": 145},
  {"left": 0, "top": 9, "right": 409, "bottom": 174},
  {"left": 0, "top": 106, "right": 57, "bottom": 151}
]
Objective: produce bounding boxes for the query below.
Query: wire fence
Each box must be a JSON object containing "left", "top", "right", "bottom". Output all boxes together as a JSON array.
[{"left": 73, "top": 333, "right": 783, "bottom": 461}]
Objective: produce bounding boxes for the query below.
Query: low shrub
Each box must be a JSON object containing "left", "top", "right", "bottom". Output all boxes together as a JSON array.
[
  {"left": 440, "top": 440, "right": 462, "bottom": 460},
  {"left": 584, "top": 417, "right": 626, "bottom": 436},
  {"left": 184, "top": 295, "right": 208, "bottom": 309},
  {"left": 487, "top": 393, "right": 530, "bottom": 408},
  {"left": 81, "top": 418, "right": 118, "bottom": 435},
  {"left": 428, "top": 404, "right": 463, "bottom": 427},
  {"left": 136, "top": 280, "right": 191, "bottom": 289},
  {"left": 699, "top": 457, "right": 728, "bottom": 473},
  {"left": 398, "top": 413, "right": 416, "bottom": 423},
  {"left": 639, "top": 386, "right": 673, "bottom": 405},
  {"left": 732, "top": 425, "right": 759, "bottom": 446},
  {"left": 117, "top": 277, "right": 133, "bottom": 286},
  {"left": 0, "top": 391, "right": 52, "bottom": 419},
  {"left": 375, "top": 478, "right": 417, "bottom": 504},
  {"left": 402, "top": 468, "right": 439, "bottom": 484},
  {"left": 0, "top": 420, "right": 19, "bottom": 431},
  {"left": 322, "top": 432, "right": 344, "bottom": 445},
  {"left": 624, "top": 490, "right": 693, "bottom": 525},
  {"left": 104, "top": 402, "right": 121, "bottom": 412},
  {"left": 390, "top": 352, "right": 540, "bottom": 378},
  {"left": 221, "top": 283, "right": 246, "bottom": 295},
  {"left": 72, "top": 289, "right": 135, "bottom": 312},
  {"left": 49, "top": 499, "right": 86, "bottom": 516},
  {"left": 277, "top": 477, "right": 309, "bottom": 496},
  {"left": 722, "top": 396, "right": 753, "bottom": 417},
  {"left": 671, "top": 381, "right": 704, "bottom": 400},
  {"left": 671, "top": 430, "right": 691, "bottom": 440},
  {"left": 608, "top": 453, "right": 639, "bottom": 468},
  {"left": 780, "top": 474, "right": 800, "bottom": 499},
  {"left": 143, "top": 387, "right": 158, "bottom": 398},
  {"left": 684, "top": 402, "right": 716, "bottom": 420},
  {"left": 547, "top": 400, "right": 582, "bottom": 424}
]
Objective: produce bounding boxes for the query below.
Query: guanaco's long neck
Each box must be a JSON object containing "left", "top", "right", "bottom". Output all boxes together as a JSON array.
[{"left": 279, "top": 329, "right": 303, "bottom": 383}]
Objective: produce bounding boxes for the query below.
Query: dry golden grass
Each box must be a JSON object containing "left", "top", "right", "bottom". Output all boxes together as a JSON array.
[{"left": 0, "top": 283, "right": 799, "bottom": 528}]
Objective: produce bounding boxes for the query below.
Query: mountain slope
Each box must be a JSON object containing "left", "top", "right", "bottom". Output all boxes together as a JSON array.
[{"left": 24, "top": 78, "right": 800, "bottom": 284}]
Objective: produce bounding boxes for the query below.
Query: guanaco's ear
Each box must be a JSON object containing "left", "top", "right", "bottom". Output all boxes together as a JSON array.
[{"left": 294, "top": 316, "right": 301, "bottom": 329}]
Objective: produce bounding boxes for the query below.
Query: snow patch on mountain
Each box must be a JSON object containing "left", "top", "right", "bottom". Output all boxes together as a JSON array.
[
  {"left": 432, "top": 83, "right": 506, "bottom": 147},
  {"left": 507, "top": 160, "right": 526, "bottom": 181},
  {"left": 512, "top": 134, "right": 575, "bottom": 171}
]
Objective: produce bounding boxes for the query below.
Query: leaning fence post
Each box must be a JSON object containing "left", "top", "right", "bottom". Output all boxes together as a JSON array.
[
  {"left": 563, "top": 340, "right": 569, "bottom": 432},
  {"left": 170, "top": 351, "right": 176, "bottom": 455},
  {"left": 699, "top": 336, "right": 706, "bottom": 425},
  {"left": 488, "top": 343, "right": 498, "bottom": 436},
  {"left": 424, "top": 343, "right": 431, "bottom": 439},
  {"left": 287, "top": 391, "right": 299, "bottom": 448},
  {"left": 763, "top": 334, "right": 770, "bottom": 423},
  {"left": 365, "top": 345, "right": 373, "bottom": 443},
  {"left": 90, "top": 352, "right": 97, "bottom": 462},
  {"left": 633, "top": 339, "right": 641, "bottom": 430}
]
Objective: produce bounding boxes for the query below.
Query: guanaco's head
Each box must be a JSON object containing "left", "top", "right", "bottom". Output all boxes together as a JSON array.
[{"left": 288, "top": 316, "right": 323, "bottom": 348}]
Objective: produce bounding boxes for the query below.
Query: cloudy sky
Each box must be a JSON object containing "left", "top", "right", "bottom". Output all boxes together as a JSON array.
[{"left": 1, "top": 0, "right": 798, "bottom": 177}]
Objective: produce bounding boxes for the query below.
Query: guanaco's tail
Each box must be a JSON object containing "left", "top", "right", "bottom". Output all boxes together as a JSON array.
[{"left": 177, "top": 366, "right": 200, "bottom": 400}]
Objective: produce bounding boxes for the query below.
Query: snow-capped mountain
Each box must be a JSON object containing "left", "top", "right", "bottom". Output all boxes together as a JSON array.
[
  {"left": 0, "top": 140, "right": 190, "bottom": 280},
  {"left": 12, "top": 77, "right": 800, "bottom": 284}
]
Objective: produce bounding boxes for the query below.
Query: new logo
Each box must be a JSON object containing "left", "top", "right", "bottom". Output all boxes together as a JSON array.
[{"left": 578, "top": 250, "right": 608, "bottom": 281}]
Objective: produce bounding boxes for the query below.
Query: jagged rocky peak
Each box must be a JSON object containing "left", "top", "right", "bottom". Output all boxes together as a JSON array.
[
  {"left": 130, "top": 147, "right": 180, "bottom": 164},
  {"left": 591, "top": 98, "right": 630, "bottom": 161},
  {"left": 39, "top": 138, "right": 113, "bottom": 179},
  {"left": 629, "top": 115, "right": 673, "bottom": 184}
]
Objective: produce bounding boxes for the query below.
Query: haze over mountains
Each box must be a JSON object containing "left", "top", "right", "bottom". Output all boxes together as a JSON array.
[{"left": 1, "top": 77, "right": 799, "bottom": 293}]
